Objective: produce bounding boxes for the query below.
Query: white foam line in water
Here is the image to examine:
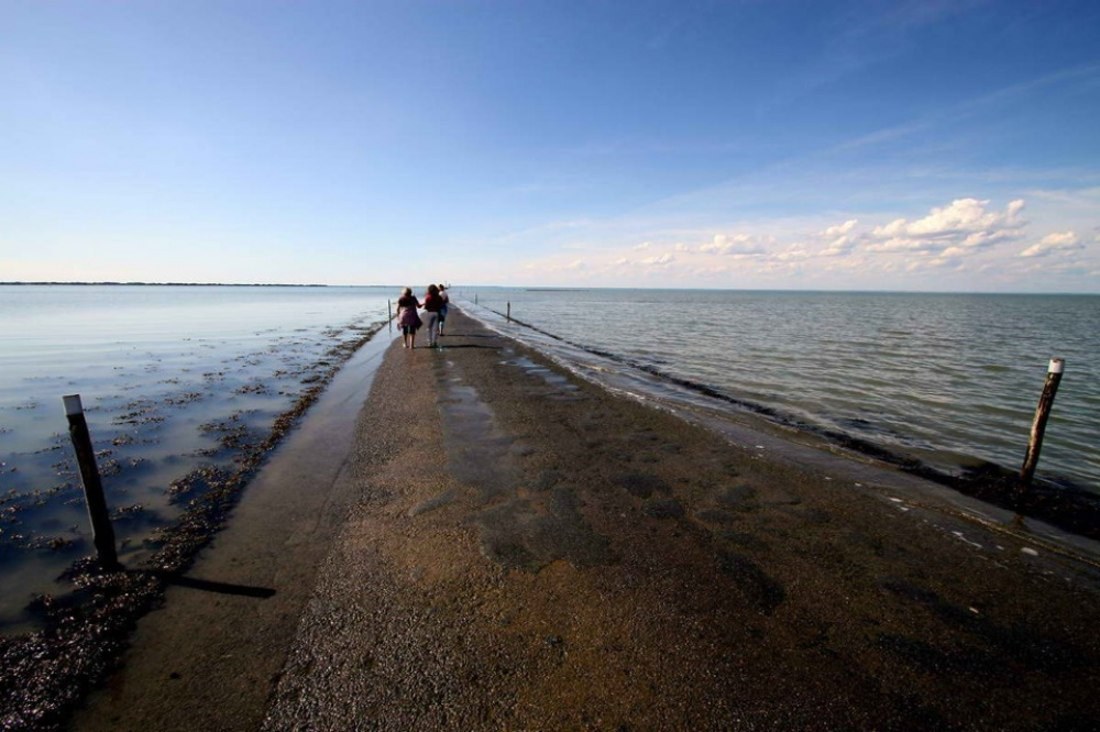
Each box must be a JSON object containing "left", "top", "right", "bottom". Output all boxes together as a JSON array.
[{"left": 952, "top": 531, "right": 984, "bottom": 549}]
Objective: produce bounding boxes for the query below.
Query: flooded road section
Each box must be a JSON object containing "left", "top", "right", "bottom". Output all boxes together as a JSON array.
[
  {"left": 432, "top": 351, "right": 609, "bottom": 572},
  {"left": 4, "top": 327, "right": 396, "bottom": 732}
]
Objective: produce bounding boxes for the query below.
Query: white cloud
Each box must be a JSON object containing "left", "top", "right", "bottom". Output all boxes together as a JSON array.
[
  {"left": 867, "top": 198, "right": 1026, "bottom": 255},
  {"left": 819, "top": 218, "right": 859, "bottom": 256},
  {"left": 699, "top": 233, "right": 769, "bottom": 256},
  {"left": 777, "top": 249, "right": 810, "bottom": 262},
  {"left": 822, "top": 219, "right": 858, "bottom": 238},
  {"left": 1019, "top": 231, "right": 1083, "bottom": 258},
  {"left": 640, "top": 253, "right": 675, "bottom": 266}
]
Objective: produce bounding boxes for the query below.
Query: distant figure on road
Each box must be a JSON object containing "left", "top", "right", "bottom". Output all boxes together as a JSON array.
[
  {"left": 396, "top": 287, "right": 422, "bottom": 349},
  {"left": 421, "top": 284, "right": 443, "bottom": 348},
  {"left": 437, "top": 285, "right": 449, "bottom": 337}
]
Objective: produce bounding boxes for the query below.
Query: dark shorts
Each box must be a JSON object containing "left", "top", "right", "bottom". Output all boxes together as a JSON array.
[{"left": 401, "top": 325, "right": 416, "bottom": 335}]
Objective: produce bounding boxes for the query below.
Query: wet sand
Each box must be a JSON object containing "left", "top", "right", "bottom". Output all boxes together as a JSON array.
[{"left": 74, "top": 309, "right": 1100, "bottom": 730}]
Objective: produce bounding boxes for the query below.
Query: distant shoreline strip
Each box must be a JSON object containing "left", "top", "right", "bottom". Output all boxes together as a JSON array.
[{"left": 1, "top": 282, "right": 334, "bottom": 288}]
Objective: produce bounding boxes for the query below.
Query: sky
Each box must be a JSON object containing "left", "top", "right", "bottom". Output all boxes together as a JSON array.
[{"left": 2, "top": 0, "right": 1099, "bottom": 292}]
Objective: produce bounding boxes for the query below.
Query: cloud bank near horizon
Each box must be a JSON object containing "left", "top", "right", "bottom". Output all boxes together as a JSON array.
[{"left": 517, "top": 194, "right": 1100, "bottom": 292}]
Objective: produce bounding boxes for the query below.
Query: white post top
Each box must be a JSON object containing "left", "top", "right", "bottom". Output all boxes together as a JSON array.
[
  {"left": 63, "top": 394, "right": 84, "bottom": 416},
  {"left": 1048, "top": 358, "right": 1065, "bottom": 374}
]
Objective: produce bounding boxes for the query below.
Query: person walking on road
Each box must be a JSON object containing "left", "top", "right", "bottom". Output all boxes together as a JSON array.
[
  {"left": 421, "top": 284, "right": 443, "bottom": 348},
  {"left": 437, "top": 285, "right": 449, "bottom": 337},
  {"left": 396, "top": 287, "right": 422, "bottom": 349}
]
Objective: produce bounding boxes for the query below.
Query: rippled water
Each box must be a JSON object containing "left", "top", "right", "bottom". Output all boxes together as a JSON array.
[
  {"left": 462, "top": 288, "right": 1100, "bottom": 492},
  {"left": 0, "top": 285, "right": 393, "bottom": 630}
]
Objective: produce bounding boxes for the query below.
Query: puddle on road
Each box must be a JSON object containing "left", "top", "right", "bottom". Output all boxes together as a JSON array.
[
  {"left": 437, "top": 379, "right": 518, "bottom": 501},
  {"left": 502, "top": 355, "right": 585, "bottom": 402},
  {"left": 426, "top": 358, "right": 609, "bottom": 571}
]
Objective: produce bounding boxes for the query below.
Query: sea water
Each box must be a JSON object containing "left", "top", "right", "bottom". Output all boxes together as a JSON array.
[
  {"left": 4, "top": 285, "right": 1098, "bottom": 632},
  {"left": 0, "top": 284, "right": 394, "bottom": 631},
  {"left": 461, "top": 288, "right": 1100, "bottom": 493}
]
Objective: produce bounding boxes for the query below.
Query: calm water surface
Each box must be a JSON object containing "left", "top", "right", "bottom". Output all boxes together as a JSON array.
[
  {"left": 0, "top": 285, "right": 392, "bottom": 631},
  {"left": 463, "top": 288, "right": 1100, "bottom": 492}
]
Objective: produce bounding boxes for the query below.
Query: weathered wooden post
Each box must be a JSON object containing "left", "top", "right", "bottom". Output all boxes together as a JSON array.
[
  {"left": 507, "top": 301, "right": 511, "bottom": 322},
  {"left": 63, "top": 394, "right": 120, "bottom": 570},
  {"left": 1020, "top": 358, "right": 1065, "bottom": 490},
  {"left": 475, "top": 294, "right": 479, "bottom": 305},
  {"left": 388, "top": 299, "right": 393, "bottom": 333}
]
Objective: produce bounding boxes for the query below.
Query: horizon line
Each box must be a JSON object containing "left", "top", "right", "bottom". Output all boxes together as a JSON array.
[{"left": 2, "top": 281, "right": 1097, "bottom": 296}]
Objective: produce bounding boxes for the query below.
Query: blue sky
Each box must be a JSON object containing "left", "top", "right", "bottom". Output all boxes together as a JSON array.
[{"left": 2, "top": 1, "right": 1099, "bottom": 291}]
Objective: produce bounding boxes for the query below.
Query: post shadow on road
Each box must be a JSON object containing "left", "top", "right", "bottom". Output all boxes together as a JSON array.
[{"left": 126, "top": 569, "right": 276, "bottom": 599}]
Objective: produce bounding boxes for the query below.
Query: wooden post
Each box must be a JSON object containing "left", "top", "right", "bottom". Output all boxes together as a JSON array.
[
  {"left": 388, "top": 299, "right": 393, "bottom": 333},
  {"left": 63, "top": 395, "right": 120, "bottom": 570},
  {"left": 1020, "top": 358, "right": 1065, "bottom": 490},
  {"left": 475, "top": 294, "right": 479, "bottom": 305},
  {"left": 507, "top": 301, "right": 511, "bottom": 322}
]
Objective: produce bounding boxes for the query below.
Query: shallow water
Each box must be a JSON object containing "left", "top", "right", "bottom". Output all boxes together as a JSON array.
[
  {"left": 0, "top": 285, "right": 393, "bottom": 631},
  {"left": 460, "top": 288, "right": 1100, "bottom": 493}
]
